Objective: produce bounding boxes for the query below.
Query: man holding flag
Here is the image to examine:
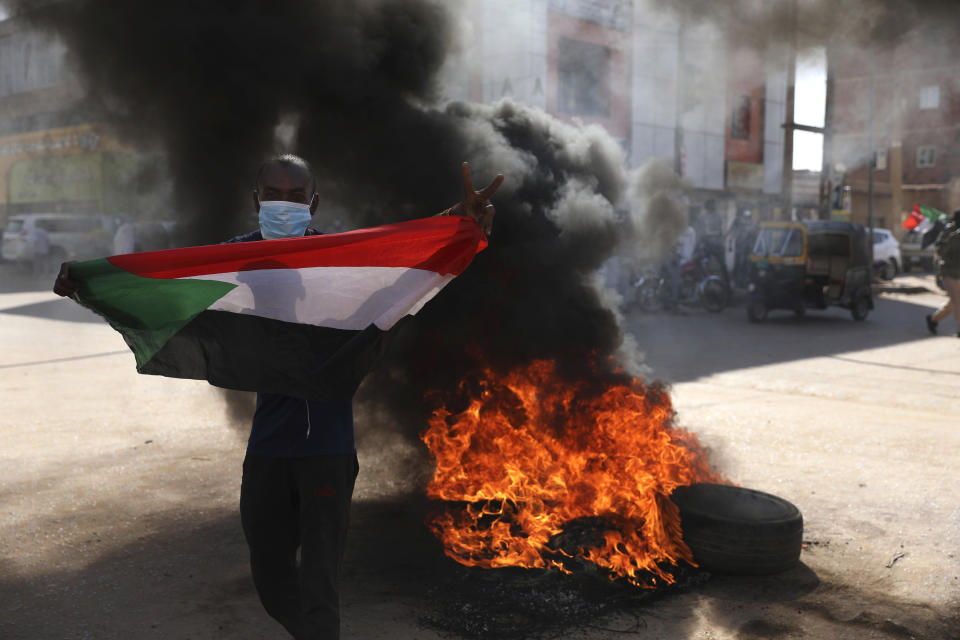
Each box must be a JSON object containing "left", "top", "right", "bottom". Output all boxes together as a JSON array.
[
  {"left": 53, "top": 155, "right": 504, "bottom": 639},
  {"left": 902, "top": 202, "right": 948, "bottom": 249}
]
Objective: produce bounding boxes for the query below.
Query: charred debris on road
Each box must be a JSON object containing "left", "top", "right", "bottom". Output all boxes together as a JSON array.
[{"left": 419, "top": 560, "right": 708, "bottom": 640}]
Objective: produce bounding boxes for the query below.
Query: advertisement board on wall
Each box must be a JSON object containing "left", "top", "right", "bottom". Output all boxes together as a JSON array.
[{"left": 0, "top": 123, "right": 141, "bottom": 219}]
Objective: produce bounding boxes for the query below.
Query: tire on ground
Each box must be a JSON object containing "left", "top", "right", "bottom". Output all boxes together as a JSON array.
[{"left": 670, "top": 483, "right": 803, "bottom": 576}]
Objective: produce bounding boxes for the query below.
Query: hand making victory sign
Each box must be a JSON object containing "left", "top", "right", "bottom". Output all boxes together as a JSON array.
[{"left": 448, "top": 161, "right": 504, "bottom": 237}]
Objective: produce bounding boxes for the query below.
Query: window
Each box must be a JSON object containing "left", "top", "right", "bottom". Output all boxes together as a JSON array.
[
  {"left": 808, "top": 233, "right": 850, "bottom": 257},
  {"left": 752, "top": 227, "right": 803, "bottom": 257},
  {"left": 731, "top": 94, "right": 751, "bottom": 140},
  {"left": 0, "top": 32, "right": 66, "bottom": 98},
  {"left": 916, "top": 145, "right": 937, "bottom": 168},
  {"left": 782, "top": 228, "right": 803, "bottom": 256},
  {"left": 557, "top": 37, "right": 611, "bottom": 118},
  {"left": 919, "top": 85, "right": 940, "bottom": 110}
]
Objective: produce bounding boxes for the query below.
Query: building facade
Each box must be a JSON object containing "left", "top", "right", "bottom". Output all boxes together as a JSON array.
[
  {"left": 0, "top": 16, "right": 148, "bottom": 224},
  {"left": 2, "top": 1, "right": 800, "bottom": 232},
  {"left": 450, "top": 0, "right": 792, "bottom": 226},
  {"left": 830, "top": 34, "right": 960, "bottom": 233}
]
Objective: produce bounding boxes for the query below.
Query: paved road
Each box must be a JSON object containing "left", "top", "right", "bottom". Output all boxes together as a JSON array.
[{"left": 0, "top": 269, "right": 957, "bottom": 639}]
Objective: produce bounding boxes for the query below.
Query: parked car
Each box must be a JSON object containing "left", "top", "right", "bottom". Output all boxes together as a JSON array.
[
  {"left": 2, "top": 213, "right": 115, "bottom": 265},
  {"left": 871, "top": 228, "right": 901, "bottom": 280},
  {"left": 900, "top": 229, "right": 936, "bottom": 272}
]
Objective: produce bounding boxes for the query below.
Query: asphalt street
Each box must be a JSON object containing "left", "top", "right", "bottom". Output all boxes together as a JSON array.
[{"left": 1, "top": 266, "right": 958, "bottom": 639}]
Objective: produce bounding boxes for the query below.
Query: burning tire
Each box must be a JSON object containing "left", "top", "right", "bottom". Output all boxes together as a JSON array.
[{"left": 670, "top": 483, "right": 803, "bottom": 576}]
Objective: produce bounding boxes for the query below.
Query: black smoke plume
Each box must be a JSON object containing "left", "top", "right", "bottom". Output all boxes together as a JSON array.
[
  {"left": 24, "top": 0, "right": 960, "bottom": 448},
  {"left": 18, "top": 0, "right": 681, "bottom": 451}
]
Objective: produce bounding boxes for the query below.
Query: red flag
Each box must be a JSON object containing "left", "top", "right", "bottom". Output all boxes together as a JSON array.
[{"left": 902, "top": 203, "right": 924, "bottom": 230}]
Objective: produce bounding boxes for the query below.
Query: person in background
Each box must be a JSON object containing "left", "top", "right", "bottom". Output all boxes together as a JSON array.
[
  {"left": 926, "top": 209, "right": 960, "bottom": 336},
  {"left": 731, "top": 209, "right": 757, "bottom": 288},
  {"left": 113, "top": 218, "right": 136, "bottom": 255},
  {"left": 29, "top": 222, "right": 50, "bottom": 278},
  {"left": 665, "top": 223, "right": 697, "bottom": 311},
  {"left": 697, "top": 199, "right": 725, "bottom": 261}
]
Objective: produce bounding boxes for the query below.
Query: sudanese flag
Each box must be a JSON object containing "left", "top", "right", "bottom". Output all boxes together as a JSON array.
[
  {"left": 69, "top": 216, "right": 486, "bottom": 401},
  {"left": 902, "top": 203, "right": 945, "bottom": 232}
]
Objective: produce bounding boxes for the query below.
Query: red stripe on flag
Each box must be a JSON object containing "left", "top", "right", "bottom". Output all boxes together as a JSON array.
[
  {"left": 108, "top": 216, "right": 487, "bottom": 279},
  {"left": 901, "top": 204, "right": 923, "bottom": 230}
]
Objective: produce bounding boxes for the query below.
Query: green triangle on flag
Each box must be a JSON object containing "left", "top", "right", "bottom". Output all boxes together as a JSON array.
[
  {"left": 918, "top": 205, "right": 946, "bottom": 222},
  {"left": 70, "top": 258, "right": 236, "bottom": 369}
]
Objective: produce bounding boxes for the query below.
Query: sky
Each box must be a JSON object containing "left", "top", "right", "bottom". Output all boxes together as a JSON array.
[{"left": 793, "top": 47, "right": 827, "bottom": 171}]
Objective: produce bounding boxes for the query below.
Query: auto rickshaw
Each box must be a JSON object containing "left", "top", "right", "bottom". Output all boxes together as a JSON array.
[{"left": 746, "top": 220, "right": 873, "bottom": 322}]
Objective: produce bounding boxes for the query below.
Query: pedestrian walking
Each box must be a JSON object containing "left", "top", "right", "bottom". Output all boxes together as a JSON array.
[{"left": 925, "top": 209, "right": 960, "bottom": 336}]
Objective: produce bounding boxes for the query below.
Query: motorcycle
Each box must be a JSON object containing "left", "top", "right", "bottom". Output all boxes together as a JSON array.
[{"left": 633, "top": 249, "right": 730, "bottom": 313}]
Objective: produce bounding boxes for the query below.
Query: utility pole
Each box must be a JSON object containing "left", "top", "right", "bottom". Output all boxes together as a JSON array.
[
  {"left": 890, "top": 96, "right": 904, "bottom": 230},
  {"left": 867, "top": 56, "right": 876, "bottom": 265},
  {"left": 780, "top": 0, "right": 797, "bottom": 220},
  {"left": 819, "top": 46, "right": 835, "bottom": 221},
  {"left": 674, "top": 9, "right": 685, "bottom": 179}
]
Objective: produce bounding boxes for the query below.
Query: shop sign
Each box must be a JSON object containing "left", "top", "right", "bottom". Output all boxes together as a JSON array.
[
  {"left": 8, "top": 153, "right": 103, "bottom": 203},
  {"left": 0, "top": 130, "right": 101, "bottom": 157}
]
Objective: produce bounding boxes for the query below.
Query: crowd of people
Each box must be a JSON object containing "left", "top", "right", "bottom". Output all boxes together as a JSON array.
[{"left": 645, "top": 200, "right": 758, "bottom": 312}]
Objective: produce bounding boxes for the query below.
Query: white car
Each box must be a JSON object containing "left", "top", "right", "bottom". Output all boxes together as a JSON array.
[
  {"left": 1, "top": 213, "right": 114, "bottom": 264},
  {"left": 872, "top": 228, "right": 901, "bottom": 279}
]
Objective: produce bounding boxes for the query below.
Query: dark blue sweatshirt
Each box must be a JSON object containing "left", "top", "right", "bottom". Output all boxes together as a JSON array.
[{"left": 225, "top": 228, "right": 355, "bottom": 456}]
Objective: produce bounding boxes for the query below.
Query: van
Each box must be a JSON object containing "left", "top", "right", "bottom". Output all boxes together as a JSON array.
[
  {"left": 900, "top": 229, "right": 937, "bottom": 272},
  {"left": 1, "top": 213, "right": 115, "bottom": 264}
]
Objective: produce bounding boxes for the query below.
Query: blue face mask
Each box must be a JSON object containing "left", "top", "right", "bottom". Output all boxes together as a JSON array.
[{"left": 258, "top": 200, "right": 312, "bottom": 239}]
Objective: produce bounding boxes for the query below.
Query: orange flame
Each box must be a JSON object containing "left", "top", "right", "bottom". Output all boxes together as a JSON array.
[{"left": 420, "top": 359, "right": 723, "bottom": 587}]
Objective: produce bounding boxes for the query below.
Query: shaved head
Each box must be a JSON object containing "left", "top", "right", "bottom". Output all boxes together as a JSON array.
[
  {"left": 253, "top": 153, "right": 320, "bottom": 216},
  {"left": 256, "top": 154, "right": 316, "bottom": 194}
]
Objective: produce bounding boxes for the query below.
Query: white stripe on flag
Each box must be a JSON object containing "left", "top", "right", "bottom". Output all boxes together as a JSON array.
[{"left": 189, "top": 266, "right": 454, "bottom": 331}]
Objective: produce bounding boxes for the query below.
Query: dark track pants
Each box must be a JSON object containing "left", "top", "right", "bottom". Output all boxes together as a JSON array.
[{"left": 240, "top": 453, "right": 359, "bottom": 639}]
